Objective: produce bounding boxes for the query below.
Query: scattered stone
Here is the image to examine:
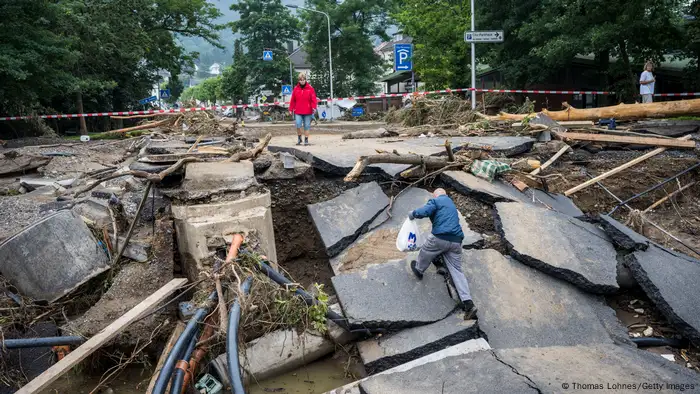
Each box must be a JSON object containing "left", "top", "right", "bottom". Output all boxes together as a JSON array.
[
  {"left": 91, "top": 188, "right": 123, "bottom": 199},
  {"left": 170, "top": 161, "right": 257, "bottom": 200},
  {"left": 63, "top": 220, "right": 175, "bottom": 345},
  {"left": 360, "top": 343, "right": 700, "bottom": 394},
  {"left": 643, "top": 327, "right": 654, "bottom": 337},
  {"left": 252, "top": 152, "right": 274, "bottom": 173},
  {"left": 308, "top": 182, "right": 389, "bottom": 257},
  {"left": 598, "top": 214, "right": 650, "bottom": 251},
  {"left": 269, "top": 135, "right": 534, "bottom": 177},
  {"left": 357, "top": 313, "right": 478, "bottom": 374},
  {"left": 329, "top": 187, "right": 482, "bottom": 274},
  {"left": 72, "top": 198, "right": 111, "bottom": 228},
  {"left": 123, "top": 188, "right": 171, "bottom": 222},
  {"left": 327, "top": 303, "right": 356, "bottom": 345},
  {"left": 623, "top": 245, "right": 700, "bottom": 343},
  {"left": 634, "top": 308, "right": 645, "bottom": 314},
  {"left": 129, "top": 161, "right": 182, "bottom": 174},
  {"left": 0, "top": 210, "right": 110, "bottom": 302},
  {"left": 442, "top": 171, "right": 582, "bottom": 216},
  {"left": 331, "top": 259, "right": 456, "bottom": 330},
  {"left": 111, "top": 236, "right": 151, "bottom": 262},
  {"left": 0, "top": 155, "right": 51, "bottom": 176},
  {"left": 495, "top": 202, "right": 619, "bottom": 294},
  {"left": 19, "top": 176, "right": 75, "bottom": 191},
  {"left": 342, "top": 128, "right": 394, "bottom": 139}
]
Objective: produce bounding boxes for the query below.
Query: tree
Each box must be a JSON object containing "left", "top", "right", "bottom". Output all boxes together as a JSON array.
[
  {"left": 230, "top": 0, "right": 300, "bottom": 95},
  {"left": 393, "top": 0, "right": 472, "bottom": 89},
  {"left": 480, "top": 0, "right": 684, "bottom": 101},
  {"left": 681, "top": 1, "right": 700, "bottom": 90},
  {"left": 220, "top": 40, "right": 250, "bottom": 102},
  {"left": 303, "top": 0, "right": 392, "bottom": 98}
]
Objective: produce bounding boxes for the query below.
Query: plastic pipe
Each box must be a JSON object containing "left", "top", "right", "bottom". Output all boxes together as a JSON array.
[
  {"left": 225, "top": 234, "right": 244, "bottom": 264},
  {"left": 170, "top": 334, "right": 199, "bottom": 394},
  {"left": 1, "top": 336, "right": 84, "bottom": 349},
  {"left": 182, "top": 315, "right": 218, "bottom": 393},
  {"left": 631, "top": 337, "right": 688, "bottom": 348},
  {"left": 151, "top": 291, "right": 217, "bottom": 394},
  {"left": 227, "top": 277, "right": 253, "bottom": 394}
]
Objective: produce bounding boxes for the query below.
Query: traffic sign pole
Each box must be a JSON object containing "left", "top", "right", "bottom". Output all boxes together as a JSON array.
[{"left": 470, "top": 0, "right": 476, "bottom": 109}]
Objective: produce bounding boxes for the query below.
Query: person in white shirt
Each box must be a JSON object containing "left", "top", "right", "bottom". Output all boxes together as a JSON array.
[{"left": 640, "top": 61, "right": 655, "bottom": 103}]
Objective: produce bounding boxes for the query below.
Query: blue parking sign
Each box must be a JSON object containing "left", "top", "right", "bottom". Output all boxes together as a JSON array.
[{"left": 394, "top": 44, "right": 413, "bottom": 71}]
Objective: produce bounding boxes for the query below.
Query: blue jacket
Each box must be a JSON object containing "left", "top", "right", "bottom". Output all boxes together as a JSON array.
[{"left": 410, "top": 195, "right": 464, "bottom": 243}]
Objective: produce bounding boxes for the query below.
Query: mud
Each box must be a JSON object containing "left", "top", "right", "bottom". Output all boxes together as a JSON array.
[
  {"left": 264, "top": 176, "right": 357, "bottom": 295},
  {"left": 338, "top": 228, "right": 406, "bottom": 273}
]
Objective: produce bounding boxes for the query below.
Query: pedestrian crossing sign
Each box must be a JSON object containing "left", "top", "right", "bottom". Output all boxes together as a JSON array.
[
  {"left": 263, "top": 51, "right": 273, "bottom": 61},
  {"left": 282, "top": 85, "right": 292, "bottom": 95}
]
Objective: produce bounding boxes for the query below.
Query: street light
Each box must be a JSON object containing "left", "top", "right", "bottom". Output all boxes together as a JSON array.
[{"left": 287, "top": 4, "right": 334, "bottom": 122}]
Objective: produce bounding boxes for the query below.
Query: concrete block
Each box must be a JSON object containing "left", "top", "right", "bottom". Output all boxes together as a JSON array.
[
  {"left": 495, "top": 202, "right": 619, "bottom": 294},
  {"left": 358, "top": 313, "right": 478, "bottom": 374},
  {"left": 214, "top": 329, "right": 334, "bottom": 384},
  {"left": 175, "top": 161, "right": 257, "bottom": 200},
  {"left": 308, "top": 182, "right": 390, "bottom": 257},
  {"left": 175, "top": 206, "right": 276, "bottom": 281},
  {"left": 624, "top": 245, "right": 700, "bottom": 344},
  {"left": 598, "top": 214, "right": 650, "bottom": 251},
  {"left": 171, "top": 192, "right": 271, "bottom": 221},
  {"left": 0, "top": 210, "right": 110, "bottom": 301},
  {"left": 328, "top": 303, "right": 356, "bottom": 345},
  {"left": 71, "top": 198, "right": 111, "bottom": 228},
  {"left": 331, "top": 259, "right": 456, "bottom": 330}
]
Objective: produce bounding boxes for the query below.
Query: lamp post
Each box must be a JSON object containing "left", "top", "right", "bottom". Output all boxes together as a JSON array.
[{"left": 287, "top": 4, "right": 334, "bottom": 122}]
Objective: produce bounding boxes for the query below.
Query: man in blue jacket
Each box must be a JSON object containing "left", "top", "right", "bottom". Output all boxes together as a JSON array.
[{"left": 409, "top": 188, "right": 477, "bottom": 319}]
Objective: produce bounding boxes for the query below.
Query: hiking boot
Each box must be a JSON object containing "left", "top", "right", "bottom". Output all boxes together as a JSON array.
[
  {"left": 461, "top": 300, "right": 478, "bottom": 320},
  {"left": 296, "top": 136, "right": 302, "bottom": 145},
  {"left": 410, "top": 260, "right": 423, "bottom": 280},
  {"left": 304, "top": 137, "right": 309, "bottom": 146}
]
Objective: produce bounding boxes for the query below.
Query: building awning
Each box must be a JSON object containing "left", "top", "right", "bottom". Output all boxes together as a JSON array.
[{"left": 380, "top": 70, "right": 414, "bottom": 84}]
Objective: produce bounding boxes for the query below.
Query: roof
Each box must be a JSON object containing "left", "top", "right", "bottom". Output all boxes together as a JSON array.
[
  {"left": 374, "top": 37, "right": 413, "bottom": 54},
  {"left": 379, "top": 70, "right": 414, "bottom": 83},
  {"left": 289, "top": 47, "right": 311, "bottom": 69}
]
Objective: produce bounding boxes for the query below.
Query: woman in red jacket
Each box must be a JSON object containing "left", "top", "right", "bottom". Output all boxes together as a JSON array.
[{"left": 289, "top": 72, "right": 317, "bottom": 145}]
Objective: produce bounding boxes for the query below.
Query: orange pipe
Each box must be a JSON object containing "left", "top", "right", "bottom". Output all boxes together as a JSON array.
[
  {"left": 225, "top": 233, "right": 244, "bottom": 263},
  {"left": 181, "top": 315, "right": 217, "bottom": 393}
]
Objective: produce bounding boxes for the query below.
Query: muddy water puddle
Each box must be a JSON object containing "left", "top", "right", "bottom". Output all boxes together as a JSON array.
[
  {"left": 40, "top": 365, "right": 153, "bottom": 394},
  {"left": 247, "top": 355, "right": 360, "bottom": 394}
]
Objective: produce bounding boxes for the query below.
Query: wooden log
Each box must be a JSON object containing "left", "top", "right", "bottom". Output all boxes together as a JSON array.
[
  {"left": 225, "top": 133, "right": 272, "bottom": 162},
  {"left": 17, "top": 278, "right": 188, "bottom": 394},
  {"left": 488, "top": 98, "right": 700, "bottom": 122},
  {"left": 553, "top": 132, "right": 695, "bottom": 149},
  {"left": 108, "top": 119, "right": 171, "bottom": 134},
  {"left": 445, "top": 140, "right": 455, "bottom": 162},
  {"left": 187, "top": 135, "right": 203, "bottom": 153},
  {"left": 145, "top": 321, "right": 186, "bottom": 394},
  {"left": 643, "top": 181, "right": 697, "bottom": 213},
  {"left": 111, "top": 113, "right": 182, "bottom": 120},
  {"left": 564, "top": 135, "right": 693, "bottom": 196},
  {"left": 344, "top": 154, "right": 451, "bottom": 182},
  {"left": 530, "top": 144, "right": 571, "bottom": 176},
  {"left": 512, "top": 120, "right": 594, "bottom": 128}
]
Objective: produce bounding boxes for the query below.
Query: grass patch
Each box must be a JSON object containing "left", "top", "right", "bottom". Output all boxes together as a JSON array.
[{"left": 667, "top": 116, "right": 700, "bottom": 121}]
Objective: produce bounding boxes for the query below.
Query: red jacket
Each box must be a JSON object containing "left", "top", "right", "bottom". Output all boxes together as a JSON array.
[{"left": 289, "top": 83, "right": 317, "bottom": 115}]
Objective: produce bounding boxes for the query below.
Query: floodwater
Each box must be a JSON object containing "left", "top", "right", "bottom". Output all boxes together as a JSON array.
[
  {"left": 40, "top": 365, "right": 153, "bottom": 394},
  {"left": 247, "top": 355, "right": 360, "bottom": 394}
]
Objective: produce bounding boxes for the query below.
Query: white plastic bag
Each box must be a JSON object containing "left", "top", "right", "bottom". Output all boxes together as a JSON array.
[{"left": 396, "top": 218, "right": 424, "bottom": 252}]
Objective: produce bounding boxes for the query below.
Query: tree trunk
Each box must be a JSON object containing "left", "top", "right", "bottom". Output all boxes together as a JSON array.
[
  {"left": 618, "top": 41, "right": 637, "bottom": 102},
  {"left": 77, "top": 91, "right": 88, "bottom": 134},
  {"left": 486, "top": 98, "right": 700, "bottom": 122}
]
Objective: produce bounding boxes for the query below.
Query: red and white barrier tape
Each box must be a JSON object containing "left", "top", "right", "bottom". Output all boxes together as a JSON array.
[{"left": 1, "top": 87, "right": 697, "bottom": 121}]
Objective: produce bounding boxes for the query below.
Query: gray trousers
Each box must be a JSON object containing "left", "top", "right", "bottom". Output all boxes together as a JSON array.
[
  {"left": 415, "top": 234, "right": 472, "bottom": 302},
  {"left": 642, "top": 94, "right": 653, "bottom": 103}
]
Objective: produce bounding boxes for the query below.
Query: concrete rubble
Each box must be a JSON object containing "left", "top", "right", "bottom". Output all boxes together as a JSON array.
[
  {"left": 331, "top": 259, "right": 457, "bottom": 329},
  {"left": 308, "top": 181, "right": 390, "bottom": 257},
  {"left": 269, "top": 135, "right": 535, "bottom": 177},
  {"left": 0, "top": 210, "right": 110, "bottom": 302},
  {"left": 357, "top": 312, "right": 478, "bottom": 374},
  {"left": 442, "top": 170, "right": 582, "bottom": 216},
  {"left": 167, "top": 161, "right": 258, "bottom": 200},
  {"left": 623, "top": 244, "right": 700, "bottom": 343},
  {"left": 460, "top": 249, "right": 627, "bottom": 348},
  {"left": 329, "top": 187, "right": 483, "bottom": 274},
  {"left": 495, "top": 202, "right": 620, "bottom": 294},
  {"left": 598, "top": 214, "right": 650, "bottom": 251},
  {"left": 358, "top": 342, "right": 700, "bottom": 394}
]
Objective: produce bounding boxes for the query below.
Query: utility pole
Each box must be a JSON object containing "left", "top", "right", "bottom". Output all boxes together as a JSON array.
[{"left": 470, "top": 0, "right": 476, "bottom": 109}]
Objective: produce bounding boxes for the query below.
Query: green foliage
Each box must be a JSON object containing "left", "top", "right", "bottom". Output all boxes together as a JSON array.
[
  {"left": 0, "top": 0, "right": 223, "bottom": 122},
  {"left": 180, "top": 76, "right": 222, "bottom": 103},
  {"left": 393, "top": 0, "right": 472, "bottom": 89},
  {"left": 308, "top": 284, "right": 329, "bottom": 333},
  {"left": 681, "top": 1, "right": 700, "bottom": 89},
  {"left": 230, "top": 0, "right": 300, "bottom": 95},
  {"left": 303, "top": 0, "right": 391, "bottom": 97},
  {"left": 220, "top": 40, "right": 250, "bottom": 102},
  {"left": 479, "top": 0, "right": 685, "bottom": 101}
]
